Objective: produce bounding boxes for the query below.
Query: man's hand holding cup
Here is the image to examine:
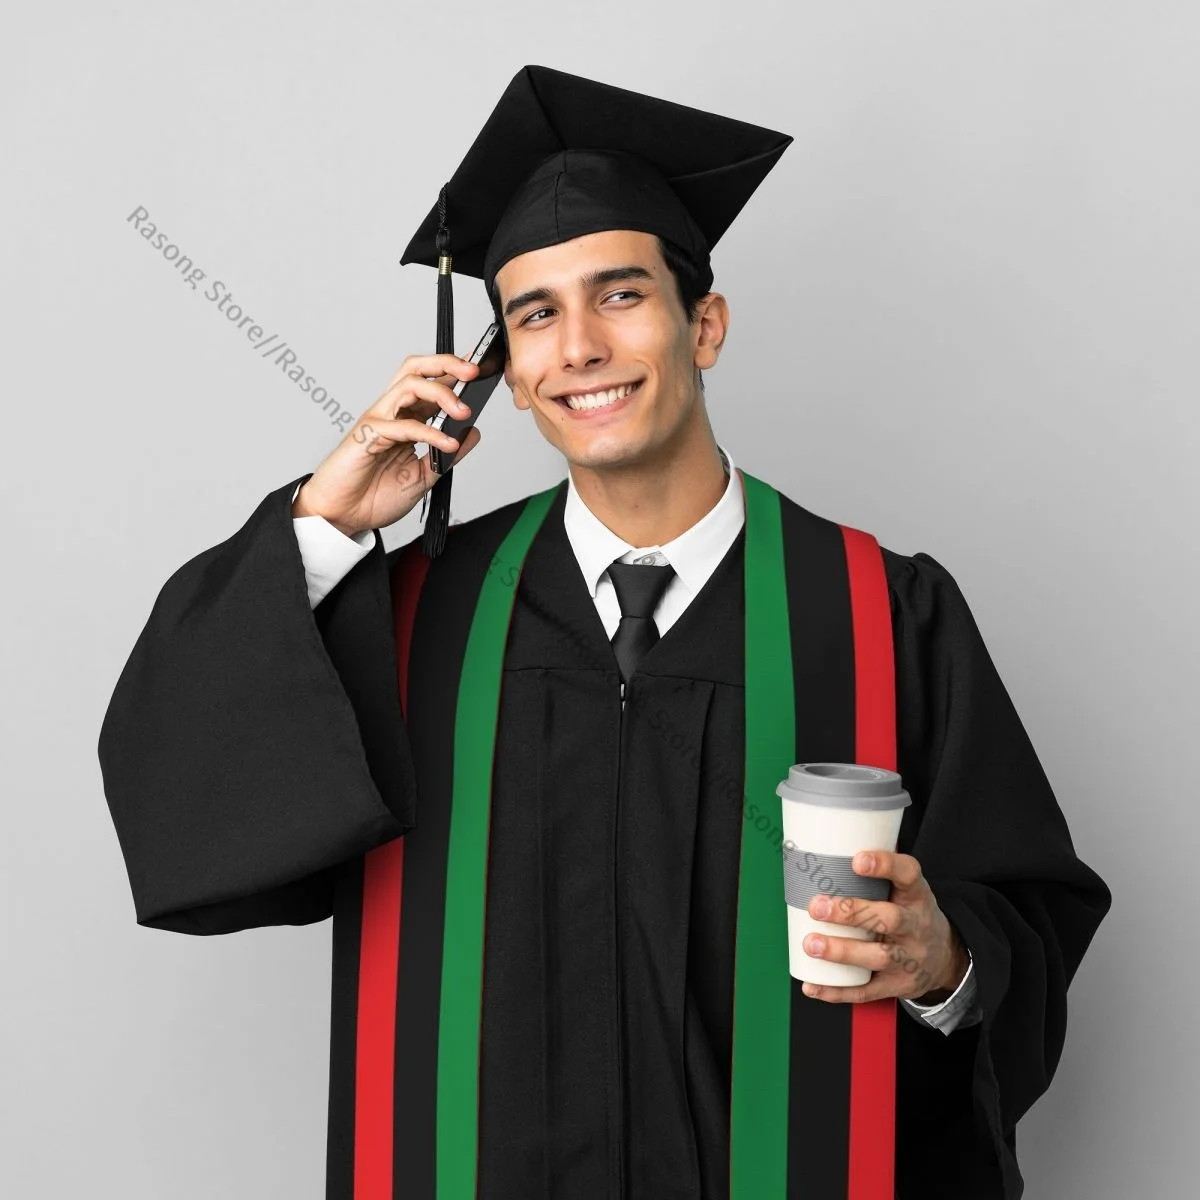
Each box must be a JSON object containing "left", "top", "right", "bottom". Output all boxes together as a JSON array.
[{"left": 798, "top": 849, "right": 971, "bottom": 1006}]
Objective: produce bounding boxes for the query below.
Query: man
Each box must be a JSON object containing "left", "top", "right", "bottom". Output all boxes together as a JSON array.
[{"left": 98, "top": 66, "right": 1111, "bottom": 1199}]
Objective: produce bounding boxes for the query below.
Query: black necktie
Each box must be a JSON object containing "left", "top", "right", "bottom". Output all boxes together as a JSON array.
[{"left": 607, "top": 559, "right": 676, "bottom": 686}]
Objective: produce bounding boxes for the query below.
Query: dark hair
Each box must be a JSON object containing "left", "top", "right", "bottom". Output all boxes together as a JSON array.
[
  {"left": 487, "top": 233, "right": 713, "bottom": 392},
  {"left": 656, "top": 236, "right": 711, "bottom": 393}
]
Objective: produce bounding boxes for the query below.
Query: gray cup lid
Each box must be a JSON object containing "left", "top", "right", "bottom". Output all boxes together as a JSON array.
[{"left": 775, "top": 763, "right": 912, "bottom": 811}]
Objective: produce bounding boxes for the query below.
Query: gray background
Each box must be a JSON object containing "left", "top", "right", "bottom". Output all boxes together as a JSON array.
[{"left": 2, "top": 2, "right": 1192, "bottom": 1196}]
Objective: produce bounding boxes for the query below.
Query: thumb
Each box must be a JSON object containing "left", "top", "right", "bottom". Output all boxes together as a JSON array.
[{"left": 450, "top": 425, "right": 482, "bottom": 465}]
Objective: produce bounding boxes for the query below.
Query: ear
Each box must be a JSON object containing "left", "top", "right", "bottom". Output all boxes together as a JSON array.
[{"left": 693, "top": 292, "right": 729, "bottom": 371}]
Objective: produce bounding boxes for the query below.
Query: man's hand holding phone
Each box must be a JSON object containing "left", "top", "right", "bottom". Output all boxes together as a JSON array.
[{"left": 292, "top": 353, "right": 483, "bottom": 538}]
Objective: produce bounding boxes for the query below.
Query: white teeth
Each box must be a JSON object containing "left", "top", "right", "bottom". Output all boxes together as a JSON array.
[{"left": 563, "top": 382, "right": 637, "bottom": 410}]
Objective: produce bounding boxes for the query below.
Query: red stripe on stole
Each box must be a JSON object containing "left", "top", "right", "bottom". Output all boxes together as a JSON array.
[
  {"left": 841, "top": 525, "right": 898, "bottom": 1200},
  {"left": 355, "top": 545, "right": 430, "bottom": 1199}
]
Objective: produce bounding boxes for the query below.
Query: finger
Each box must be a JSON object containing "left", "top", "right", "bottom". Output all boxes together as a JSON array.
[
  {"left": 385, "top": 354, "right": 479, "bottom": 392},
  {"left": 801, "top": 941, "right": 934, "bottom": 1003},
  {"left": 388, "top": 450, "right": 433, "bottom": 496},
  {"left": 803, "top": 931, "right": 894, "bottom": 975},
  {"left": 799, "top": 937, "right": 919, "bottom": 1003},
  {"left": 375, "top": 375, "right": 475, "bottom": 425},
  {"left": 389, "top": 424, "right": 482, "bottom": 497},
  {"left": 857, "top": 850, "right": 924, "bottom": 892},
  {"left": 448, "top": 424, "right": 481, "bottom": 465},
  {"left": 808, "top": 893, "right": 904, "bottom": 937},
  {"left": 427, "top": 424, "right": 482, "bottom": 476},
  {"left": 801, "top": 978, "right": 896, "bottom": 1004},
  {"left": 350, "top": 415, "right": 460, "bottom": 456}
]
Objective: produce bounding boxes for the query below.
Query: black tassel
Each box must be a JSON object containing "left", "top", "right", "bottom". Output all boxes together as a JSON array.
[{"left": 421, "top": 183, "right": 455, "bottom": 558}]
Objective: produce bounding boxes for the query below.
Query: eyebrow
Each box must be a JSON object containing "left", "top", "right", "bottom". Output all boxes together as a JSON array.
[{"left": 502, "top": 264, "right": 655, "bottom": 320}]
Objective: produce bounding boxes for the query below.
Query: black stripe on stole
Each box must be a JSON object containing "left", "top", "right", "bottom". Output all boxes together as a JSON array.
[
  {"left": 392, "top": 508, "right": 525, "bottom": 1197},
  {"left": 779, "top": 495, "right": 859, "bottom": 1198},
  {"left": 328, "top": 855, "right": 365, "bottom": 1199}
]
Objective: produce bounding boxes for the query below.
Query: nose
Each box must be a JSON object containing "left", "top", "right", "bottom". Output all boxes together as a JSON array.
[{"left": 557, "top": 305, "right": 610, "bottom": 374}]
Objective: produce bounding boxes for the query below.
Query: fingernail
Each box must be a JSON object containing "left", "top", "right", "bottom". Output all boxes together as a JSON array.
[
  {"left": 811, "top": 896, "right": 831, "bottom": 918},
  {"left": 808, "top": 936, "right": 825, "bottom": 956},
  {"left": 856, "top": 853, "right": 874, "bottom": 873}
]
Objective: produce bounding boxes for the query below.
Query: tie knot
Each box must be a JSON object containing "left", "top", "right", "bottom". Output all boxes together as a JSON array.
[{"left": 607, "top": 559, "right": 676, "bottom": 620}]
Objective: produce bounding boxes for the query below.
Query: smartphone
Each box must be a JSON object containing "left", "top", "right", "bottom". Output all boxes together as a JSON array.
[{"left": 428, "top": 321, "right": 505, "bottom": 475}]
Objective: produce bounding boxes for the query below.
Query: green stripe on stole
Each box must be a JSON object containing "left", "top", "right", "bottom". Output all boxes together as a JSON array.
[
  {"left": 436, "top": 482, "right": 560, "bottom": 1198},
  {"left": 730, "top": 471, "right": 796, "bottom": 1196},
  {"left": 434, "top": 471, "right": 803, "bottom": 1198}
]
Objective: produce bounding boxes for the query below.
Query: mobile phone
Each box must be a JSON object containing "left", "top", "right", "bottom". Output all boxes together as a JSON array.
[{"left": 429, "top": 321, "right": 505, "bottom": 475}]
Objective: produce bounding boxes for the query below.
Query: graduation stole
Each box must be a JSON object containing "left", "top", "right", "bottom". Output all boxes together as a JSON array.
[{"left": 357, "top": 469, "right": 898, "bottom": 1200}]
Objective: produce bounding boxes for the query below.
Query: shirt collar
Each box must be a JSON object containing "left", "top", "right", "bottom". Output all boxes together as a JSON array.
[{"left": 564, "top": 444, "right": 745, "bottom": 598}]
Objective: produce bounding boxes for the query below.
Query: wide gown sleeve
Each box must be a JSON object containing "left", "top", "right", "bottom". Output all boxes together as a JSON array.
[
  {"left": 97, "top": 473, "right": 419, "bottom": 936},
  {"left": 886, "top": 548, "right": 1112, "bottom": 1199}
]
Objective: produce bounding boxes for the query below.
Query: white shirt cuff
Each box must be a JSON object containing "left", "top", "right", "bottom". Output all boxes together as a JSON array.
[
  {"left": 898, "top": 947, "right": 982, "bottom": 1035},
  {"left": 291, "top": 481, "right": 374, "bottom": 608}
]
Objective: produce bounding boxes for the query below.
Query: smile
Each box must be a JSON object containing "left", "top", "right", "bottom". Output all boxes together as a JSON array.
[{"left": 555, "top": 380, "right": 642, "bottom": 412}]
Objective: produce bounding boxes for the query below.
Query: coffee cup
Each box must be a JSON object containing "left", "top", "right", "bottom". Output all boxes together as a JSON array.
[{"left": 775, "top": 763, "right": 911, "bottom": 986}]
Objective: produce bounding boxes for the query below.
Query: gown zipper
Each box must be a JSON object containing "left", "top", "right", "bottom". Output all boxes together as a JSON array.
[{"left": 613, "top": 678, "right": 627, "bottom": 1200}]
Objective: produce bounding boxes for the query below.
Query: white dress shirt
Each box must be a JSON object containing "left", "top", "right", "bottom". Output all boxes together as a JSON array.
[{"left": 290, "top": 451, "right": 981, "bottom": 1035}]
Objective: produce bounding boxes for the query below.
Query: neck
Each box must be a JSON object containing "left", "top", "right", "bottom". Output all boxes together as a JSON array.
[{"left": 568, "top": 422, "right": 728, "bottom": 548}]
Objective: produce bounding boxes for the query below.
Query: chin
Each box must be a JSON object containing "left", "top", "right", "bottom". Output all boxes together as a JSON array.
[{"left": 562, "top": 434, "right": 651, "bottom": 471}]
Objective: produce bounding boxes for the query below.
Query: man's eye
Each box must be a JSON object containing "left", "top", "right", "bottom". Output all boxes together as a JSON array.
[{"left": 520, "top": 291, "right": 641, "bottom": 327}]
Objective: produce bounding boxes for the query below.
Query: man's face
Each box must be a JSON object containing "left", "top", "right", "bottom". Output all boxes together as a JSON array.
[{"left": 496, "top": 229, "right": 726, "bottom": 472}]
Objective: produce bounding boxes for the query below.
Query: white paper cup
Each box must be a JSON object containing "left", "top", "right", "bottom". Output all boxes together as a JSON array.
[{"left": 776, "top": 763, "right": 911, "bottom": 986}]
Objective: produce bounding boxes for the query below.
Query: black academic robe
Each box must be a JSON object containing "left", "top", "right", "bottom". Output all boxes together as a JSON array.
[{"left": 97, "top": 472, "right": 1111, "bottom": 1200}]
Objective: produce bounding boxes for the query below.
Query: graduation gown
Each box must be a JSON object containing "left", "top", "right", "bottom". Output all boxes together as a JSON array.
[{"left": 97, "top": 471, "right": 1111, "bottom": 1200}]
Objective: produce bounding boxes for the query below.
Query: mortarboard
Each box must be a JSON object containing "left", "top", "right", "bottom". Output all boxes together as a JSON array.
[{"left": 399, "top": 64, "right": 793, "bottom": 557}]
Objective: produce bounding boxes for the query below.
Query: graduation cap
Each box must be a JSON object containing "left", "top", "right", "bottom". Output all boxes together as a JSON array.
[{"left": 400, "top": 64, "right": 793, "bottom": 557}]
